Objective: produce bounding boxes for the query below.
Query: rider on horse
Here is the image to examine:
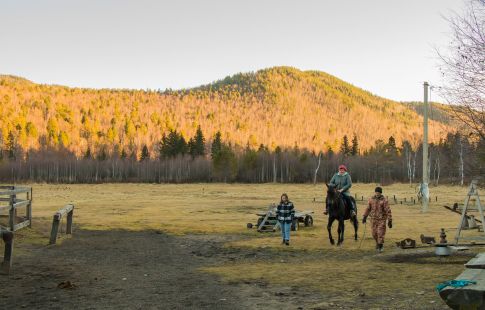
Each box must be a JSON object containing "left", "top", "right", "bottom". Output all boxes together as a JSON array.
[{"left": 326, "top": 164, "right": 356, "bottom": 217}]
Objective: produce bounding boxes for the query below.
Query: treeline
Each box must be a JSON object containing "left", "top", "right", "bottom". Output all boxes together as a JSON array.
[
  {"left": 0, "top": 128, "right": 482, "bottom": 184},
  {"left": 0, "top": 67, "right": 451, "bottom": 161}
]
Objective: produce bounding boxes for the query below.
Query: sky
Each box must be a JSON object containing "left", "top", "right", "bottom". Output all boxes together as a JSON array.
[{"left": 0, "top": 0, "right": 466, "bottom": 102}]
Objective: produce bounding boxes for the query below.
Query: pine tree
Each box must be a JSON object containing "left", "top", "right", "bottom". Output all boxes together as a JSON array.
[
  {"left": 193, "top": 126, "right": 205, "bottom": 156},
  {"left": 140, "top": 145, "right": 150, "bottom": 161},
  {"left": 159, "top": 130, "right": 188, "bottom": 158},
  {"left": 340, "top": 135, "right": 351, "bottom": 156},
  {"left": 212, "top": 144, "right": 237, "bottom": 181},
  {"left": 351, "top": 135, "right": 359, "bottom": 156},
  {"left": 387, "top": 136, "right": 398, "bottom": 155},
  {"left": 120, "top": 149, "right": 127, "bottom": 159},
  {"left": 211, "top": 131, "right": 222, "bottom": 159},
  {"left": 84, "top": 147, "right": 92, "bottom": 159}
]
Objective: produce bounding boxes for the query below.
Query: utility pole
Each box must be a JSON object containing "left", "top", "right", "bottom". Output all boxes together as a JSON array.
[{"left": 422, "top": 82, "right": 430, "bottom": 212}]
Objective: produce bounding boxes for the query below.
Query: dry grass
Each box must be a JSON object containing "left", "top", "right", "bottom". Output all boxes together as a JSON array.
[{"left": 4, "top": 182, "right": 484, "bottom": 307}]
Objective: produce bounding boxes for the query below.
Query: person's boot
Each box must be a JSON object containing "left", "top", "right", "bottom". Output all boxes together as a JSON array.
[
  {"left": 378, "top": 244, "right": 383, "bottom": 253},
  {"left": 282, "top": 239, "right": 285, "bottom": 245},
  {"left": 285, "top": 240, "right": 290, "bottom": 246},
  {"left": 375, "top": 243, "right": 379, "bottom": 251}
]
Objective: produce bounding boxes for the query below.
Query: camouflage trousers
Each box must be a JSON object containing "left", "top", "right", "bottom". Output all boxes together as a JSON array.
[{"left": 371, "top": 220, "right": 387, "bottom": 244}]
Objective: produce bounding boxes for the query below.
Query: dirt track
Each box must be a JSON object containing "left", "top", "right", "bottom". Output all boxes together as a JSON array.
[{"left": 0, "top": 230, "right": 327, "bottom": 310}]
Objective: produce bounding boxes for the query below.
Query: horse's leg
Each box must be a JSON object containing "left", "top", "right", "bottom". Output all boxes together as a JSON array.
[
  {"left": 353, "top": 216, "right": 359, "bottom": 241},
  {"left": 327, "top": 217, "right": 335, "bottom": 245},
  {"left": 337, "top": 219, "right": 345, "bottom": 246}
]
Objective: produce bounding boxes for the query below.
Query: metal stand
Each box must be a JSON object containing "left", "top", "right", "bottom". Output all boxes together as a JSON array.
[{"left": 455, "top": 180, "right": 484, "bottom": 244}]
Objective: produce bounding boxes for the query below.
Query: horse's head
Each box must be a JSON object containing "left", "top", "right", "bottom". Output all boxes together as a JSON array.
[
  {"left": 326, "top": 183, "right": 338, "bottom": 198},
  {"left": 326, "top": 184, "right": 342, "bottom": 210}
]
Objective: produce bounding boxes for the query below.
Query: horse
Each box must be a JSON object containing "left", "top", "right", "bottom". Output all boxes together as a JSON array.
[{"left": 325, "top": 183, "right": 359, "bottom": 246}]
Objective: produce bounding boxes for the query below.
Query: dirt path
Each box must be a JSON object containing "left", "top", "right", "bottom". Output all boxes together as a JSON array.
[
  {"left": 1, "top": 230, "right": 322, "bottom": 309},
  {"left": 1, "top": 230, "right": 250, "bottom": 309}
]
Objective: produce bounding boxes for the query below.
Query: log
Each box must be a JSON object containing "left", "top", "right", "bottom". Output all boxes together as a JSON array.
[{"left": 439, "top": 268, "right": 485, "bottom": 309}]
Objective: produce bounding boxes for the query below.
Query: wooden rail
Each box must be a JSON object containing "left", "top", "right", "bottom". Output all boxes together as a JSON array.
[
  {"left": 0, "top": 229, "right": 13, "bottom": 275},
  {"left": 0, "top": 186, "right": 32, "bottom": 232},
  {"left": 49, "top": 204, "right": 74, "bottom": 245}
]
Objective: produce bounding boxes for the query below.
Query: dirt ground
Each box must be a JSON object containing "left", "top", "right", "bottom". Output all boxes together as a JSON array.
[
  {"left": 0, "top": 229, "right": 369, "bottom": 310},
  {"left": 0, "top": 183, "right": 483, "bottom": 309}
]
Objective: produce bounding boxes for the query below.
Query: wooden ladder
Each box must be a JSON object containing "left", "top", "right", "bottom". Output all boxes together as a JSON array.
[
  {"left": 455, "top": 180, "right": 484, "bottom": 244},
  {"left": 257, "top": 205, "right": 275, "bottom": 232}
]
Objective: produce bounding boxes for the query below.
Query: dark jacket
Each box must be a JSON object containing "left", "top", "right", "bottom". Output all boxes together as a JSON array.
[{"left": 276, "top": 201, "right": 295, "bottom": 223}]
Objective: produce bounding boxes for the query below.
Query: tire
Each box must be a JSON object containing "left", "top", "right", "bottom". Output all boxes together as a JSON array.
[
  {"left": 247, "top": 223, "right": 253, "bottom": 229},
  {"left": 304, "top": 215, "right": 313, "bottom": 227},
  {"left": 291, "top": 219, "right": 299, "bottom": 231}
]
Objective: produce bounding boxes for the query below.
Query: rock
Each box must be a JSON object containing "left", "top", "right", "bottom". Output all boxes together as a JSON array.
[
  {"left": 57, "top": 281, "right": 76, "bottom": 289},
  {"left": 416, "top": 291, "right": 425, "bottom": 295}
]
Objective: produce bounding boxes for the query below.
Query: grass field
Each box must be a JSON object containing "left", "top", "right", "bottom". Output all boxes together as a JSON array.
[{"left": 6, "top": 182, "right": 484, "bottom": 308}]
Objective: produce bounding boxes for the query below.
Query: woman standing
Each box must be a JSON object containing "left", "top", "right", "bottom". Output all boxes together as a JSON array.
[{"left": 276, "top": 193, "right": 295, "bottom": 246}]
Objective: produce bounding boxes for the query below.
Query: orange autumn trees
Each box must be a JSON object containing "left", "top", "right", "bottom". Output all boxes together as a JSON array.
[{"left": 0, "top": 67, "right": 452, "bottom": 160}]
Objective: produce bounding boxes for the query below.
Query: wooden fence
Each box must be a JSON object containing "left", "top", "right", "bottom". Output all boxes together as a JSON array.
[
  {"left": 0, "top": 186, "right": 32, "bottom": 231},
  {"left": 49, "top": 204, "right": 74, "bottom": 245}
]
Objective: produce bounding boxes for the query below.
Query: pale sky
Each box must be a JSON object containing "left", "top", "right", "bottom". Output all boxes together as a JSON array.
[{"left": 0, "top": 0, "right": 465, "bottom": 102}]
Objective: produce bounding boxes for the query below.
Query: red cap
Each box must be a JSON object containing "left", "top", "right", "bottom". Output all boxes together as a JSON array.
[{"left": 339, "top": 164, "right": 347, "bottom": 171}]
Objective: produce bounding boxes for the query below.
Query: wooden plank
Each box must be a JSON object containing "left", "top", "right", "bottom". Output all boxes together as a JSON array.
[
  {"left": 466, "top": 253, "right": 485, "bottom": 269},
  {"left": 0, "top": 188, "right": 30, "bottom": 196},
  {"left": 439, "top": 268, "right": 485, "bottom": 308},
  {"left": 444, "top": 205, "right": 483, "bottom": 223},
  {"left": 13, "top": 199, "right": 30, "bottom": 208},
  {"left": 56, "top": 204, "right": 74, "bottom": 217},
  {"left": 13, "top": 220, "right": 30, "bottom": 231},
  {"left": 0, "top": 205, "right": 10, "bottom": 212}
]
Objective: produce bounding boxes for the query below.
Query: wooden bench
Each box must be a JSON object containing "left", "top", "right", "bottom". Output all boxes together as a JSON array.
[{"left": 440, "top": 253, "right": 485, "bottom": 309}]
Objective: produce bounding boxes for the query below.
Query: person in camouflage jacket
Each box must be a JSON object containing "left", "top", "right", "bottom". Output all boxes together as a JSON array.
[{"left": 362, "top": 187, "right": 392, "bottom": 253}]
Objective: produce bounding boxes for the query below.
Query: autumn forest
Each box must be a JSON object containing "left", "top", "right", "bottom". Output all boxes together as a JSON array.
[{"left": 0, "top": 67, "right": 483, "bottom": 184}]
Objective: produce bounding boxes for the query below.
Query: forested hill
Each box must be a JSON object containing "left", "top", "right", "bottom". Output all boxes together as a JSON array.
[{"left": 0, "top": 67, "right": 452, "bottom": 158}]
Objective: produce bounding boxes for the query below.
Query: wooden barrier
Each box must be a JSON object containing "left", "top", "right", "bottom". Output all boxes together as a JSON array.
[
  {"left": 0, "top": 186, "right": 32, "bottom": 231},
  {"left": 49, "top": 204, "right": 74, "bottom": 245},
  {"left": 0, "top": 229, "right": 13, "bottom": 275},
  {"left": 439, "top": 252, "right": 485, "bottom": 308}
]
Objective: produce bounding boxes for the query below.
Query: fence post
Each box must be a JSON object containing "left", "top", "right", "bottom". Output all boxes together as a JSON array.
[
  {"left": 9, "top": 193, "right": 15, "bottom": 231},
  {"left": 1, "top": 230, "right": 14, "bottom": 275},
  {"left": 66, "top": 209, "right": 73, "bottom": 235},
  {"left": 26, "top": 190, "right": 32, "bottom": 228},
  {"left": 49, "top": 213, "right": 61, "bottom": 245}
]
